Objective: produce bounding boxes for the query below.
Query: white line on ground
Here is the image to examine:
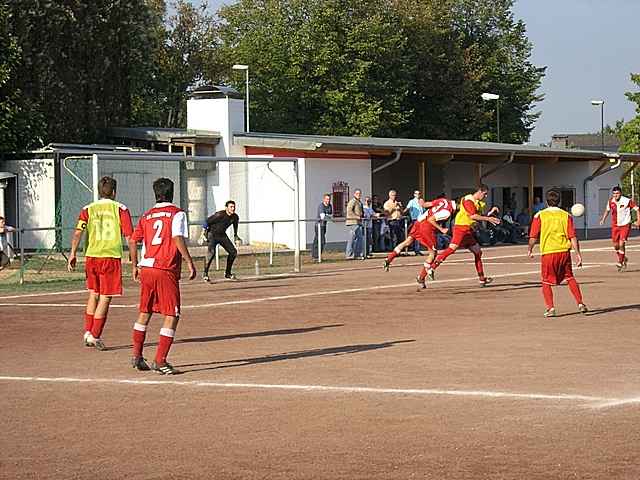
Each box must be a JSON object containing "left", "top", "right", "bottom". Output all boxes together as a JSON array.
[
  {"left": 0, "top": 375, "right": 635, "bottom": 408},
  {"left": 0, "top": 264, "right": 601, "bottom": 309}
]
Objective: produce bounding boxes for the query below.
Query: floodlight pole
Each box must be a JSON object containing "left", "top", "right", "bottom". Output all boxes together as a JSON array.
[{"left": 591, "top": 100, "right": 605, "bottom": 151}]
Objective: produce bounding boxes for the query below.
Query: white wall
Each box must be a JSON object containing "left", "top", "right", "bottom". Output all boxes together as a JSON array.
[
  {"left": 245, "top": 155, "right": 299, "bottom": 248},
  {"left": 304, "top": 157, "right": 372, "bottom": 247},
  {"left": 5, "top": 159, "right": 56, "bottom": 249}
]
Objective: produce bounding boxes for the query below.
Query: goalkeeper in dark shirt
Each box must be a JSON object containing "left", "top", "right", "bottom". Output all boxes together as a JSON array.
[{"left": 202, "top": 200, "right": 241, "bottom": 281}]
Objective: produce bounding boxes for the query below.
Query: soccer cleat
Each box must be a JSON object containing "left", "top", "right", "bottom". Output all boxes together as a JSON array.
[
  {"left": 383, "top": 259, "right": 390, "bottom": 272},
  {"left": 152, "top": 361, "right": 180, "bottom": 375},
  {"left": 224, "top": 273, "right": 237, "bottom": 280},
  {"left": 83, "top": 332, "right": 95, "bottom": 347},
  {"left": 131, "top": 356, "right": 150, "bottom": 371},
  {"left": 621, "top": 257, "right": 628, "bottom": 271},
  {"left": 544, "top": 308, "right": 557, "bottom": 318},
  {"left": 203, "top": 275, "right": 210, "bottom": 283},
  {"left": 93, "top": 338, "right": 106, "bottom": 351},
  {"left": 615, "top": 262, "right": 623, "bottom": 272},
  {"left": 416, "top": 275, "right": 426, "bottom": 290},
  {"left": 479, "top": 277, "right": 493, "bottom": 287},
  {"left": 427, "top": 269, "right": 435, "bottom": 281},
  {"left": 578, "top": 303, "right": 589, "bottom": 314}
]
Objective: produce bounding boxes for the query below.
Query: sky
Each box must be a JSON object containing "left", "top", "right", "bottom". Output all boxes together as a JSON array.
[{"left": 188, "top": 0, "right": 639, "bottom": 145}]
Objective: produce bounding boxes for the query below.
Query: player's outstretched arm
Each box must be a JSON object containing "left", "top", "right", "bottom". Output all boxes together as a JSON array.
[
  {"left": 173, "top": 235, "right": 196, "bottom": 280},
  {"left": 67, "top": 230, "right": 84, "bottom": 272},
  {"left": 599, "top": 207, "right": 610, "bottom": 225},
  {"left": 427, "top": 216, "right": 448, "bottom": 235},
  {"left": 570, "top": 237, "right": 582, "bottom": 267}
]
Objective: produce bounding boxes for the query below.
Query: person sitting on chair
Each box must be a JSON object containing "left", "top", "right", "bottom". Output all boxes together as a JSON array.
[{"left": 202, "top": 201, "right": 241, "bottom": 281}]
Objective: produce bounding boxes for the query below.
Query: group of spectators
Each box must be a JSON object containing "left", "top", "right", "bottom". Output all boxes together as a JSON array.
[{"left": 312, "top": 188, "right": 431, "bottom": 260}]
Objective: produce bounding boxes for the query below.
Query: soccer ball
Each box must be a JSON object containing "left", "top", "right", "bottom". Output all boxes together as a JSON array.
[{"left": 570, "top": 203, "right": 585, "bottom": 217}]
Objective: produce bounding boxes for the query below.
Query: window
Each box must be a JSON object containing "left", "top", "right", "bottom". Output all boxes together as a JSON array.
[{"left": 332, "top": 181, "right": 349, "bottom": 218}]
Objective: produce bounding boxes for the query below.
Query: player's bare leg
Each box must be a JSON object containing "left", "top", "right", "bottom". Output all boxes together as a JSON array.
[
  {"left": 566, "top": 278, "right": 588, "bottom": 313},
  {"left": 384, "top": 235, "right": 414, "bottom": 271},
  {"left": 152, "top": 315, "right": 180, "bottom": 375},
  {"left": 430, "top": 242, "right": 459, "bottom": 271},
  {"left": 83, "top": 292, "right": 99, "bottom": 347},
  {"left": 131, "top": 312, "right": 152, "bottom": 371},
  {"left": 90, "top": 296, "right": 112, "bottom": 350},
  {"left": 469, "top": 244, "right": 492, "bottom": 286},
  {"left": 542, "top": 283, "right": 556, "bottom": 317}
]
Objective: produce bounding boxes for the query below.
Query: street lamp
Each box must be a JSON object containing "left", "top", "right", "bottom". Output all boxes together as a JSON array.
[
  {"left": 232, "top": 64, "right": 250, "bottom": 132},
  {"left": 590, "top": 99, "right": 605, "bottom": 151},
  {"left": 481, "top": 92, "right": 500, "bottom": 142}
]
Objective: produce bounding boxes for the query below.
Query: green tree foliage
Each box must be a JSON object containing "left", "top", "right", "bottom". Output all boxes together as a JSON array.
[
  {"left": 216, "top": 0, "right": 413, "bottom": 137},
  {"left": 216, "top": 0, "right": 544, "bottom": 142},
  {"left": 133, "top": 0, "right": 221, "bottom": 127},
  {"left": 6, "top": 0, "right": 165, "bottom": 146},
  {"left": 618, "top": 73, "right": 640, "bottom": 201},
  {"left": 0, "top": 1, "right": 44, "bottom": 152}
]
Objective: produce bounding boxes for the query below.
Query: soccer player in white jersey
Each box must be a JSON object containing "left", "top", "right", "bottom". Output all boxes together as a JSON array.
[{"left": 599, "top": 186, "right": 640, "bottom": 271}]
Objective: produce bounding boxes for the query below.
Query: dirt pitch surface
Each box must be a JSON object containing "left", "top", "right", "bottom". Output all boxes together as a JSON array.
[{"left": 2, "top": 239, "right": 640, "bottom": 479}]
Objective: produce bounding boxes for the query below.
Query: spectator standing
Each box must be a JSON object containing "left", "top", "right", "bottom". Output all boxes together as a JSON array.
[
  {"left": 532, "top": 196, "right": 545, "bottom": 215},
  {"left": 0, "top": 216, "right": 16, "bottom": 270},
  {"left": 383, "top": 190, "right": 404, "bottom": 247},
  {"left": 371, "top": 195, "right": 384, "bottom": 251},
  {"left": 345, "top": 189, "right": 364, "bottom": 259},
  {"left": 406, "top": 190, "right": 425, "bottom": 255},
  {"left": 363, "top": 196, "right": 378, "bottom": 257},
  {"left": 312, "top": 194, "right": 332, "bottom": 259}
]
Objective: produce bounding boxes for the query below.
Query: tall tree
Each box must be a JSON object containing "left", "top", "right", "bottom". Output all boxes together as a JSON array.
[
  {"left": 216, "top": 0, "right": 413, "bottom": 137},
  {"left": 7, "top": 0, "right": 164, "bottom": 145},
  {"left": 0, "top": 0, "right": 44, "bottom": 152}
]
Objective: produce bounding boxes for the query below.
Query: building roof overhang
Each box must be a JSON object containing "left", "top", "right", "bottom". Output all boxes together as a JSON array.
[{"left": 234, "top": 132, "right": 640, "bottom": 164}]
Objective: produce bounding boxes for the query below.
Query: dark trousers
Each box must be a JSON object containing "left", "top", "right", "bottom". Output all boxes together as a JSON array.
[
  {"left": 204, "top": 235, "right": 237, "bottom": 276},
  {"left": 312, "top": 223, "right": 327, "bottom": 258}
]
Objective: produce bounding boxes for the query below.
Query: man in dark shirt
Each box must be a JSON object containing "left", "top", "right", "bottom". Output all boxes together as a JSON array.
[
  {"left": 202, "top": 200, "right": 241, "bottom": 281},
  {"left": 312, "top": 194, "right": 332, "bottom": 259}
]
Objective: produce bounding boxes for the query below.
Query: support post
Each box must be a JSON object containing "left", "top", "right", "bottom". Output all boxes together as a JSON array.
[
  {"left": 528, "top": 164, "right": 535, "bottom": 215},
  {"left": 270, "top": 221, "right": 274, "bottom": 266},
  {"left": 92, "top": 154, "right": 99, "bottom": 202},
  {"left": 317, "top": 221, "right": 322, "bottom": 263},
  {"left": 19, "top": 229, "right": 24, "bottom": 285},
  {"left": 293, "top": 160, "right": 300, "bottom": 273},
  {"left": 215, "top": 244, "right": 220, "bottom": 271}
]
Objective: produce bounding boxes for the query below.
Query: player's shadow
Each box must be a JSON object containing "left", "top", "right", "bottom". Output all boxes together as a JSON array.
[
  {"left": 176, "top": 339, "right": 416, "bottom": 374},
  {"left": 105, "top": 324, "right": 344, "bottom": 351},
  {"left": 210, "top": 283, "right": 291, "bottom": 291},
  {"left": 452, "top": 280, "right": 604, "bottom": 294},
  {"left": 582, "top": 303, "right": 640, "bottom": 316}
]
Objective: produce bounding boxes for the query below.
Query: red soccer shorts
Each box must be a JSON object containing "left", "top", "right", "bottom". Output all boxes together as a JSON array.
[
  {"left": 540, "top": 251, "right": 574, "bottom": 286},
  {"left": 409, "top": 222, "right": 437, "bottom": 250},
  {"left": 139, "top": 267, "right": 181, "bottom": 317},
  {"left": 85, "top": 257, "right": 122, "bottom": 296},
  {"left": 451, "top": 225, "right": 478, "bottom": 249},
  {"left": 612, "top": 224, "right": 631, "bottom": 243}
]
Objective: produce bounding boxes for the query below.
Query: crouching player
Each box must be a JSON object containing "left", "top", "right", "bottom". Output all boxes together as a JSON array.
[
  {"left": 128, "top": 178, "right": 196, "bottom": 374},
  {"left": 528, "top": 189, "right": 588, "bottom": 317},
  {"left": 383, "top": 195, "right": 456, "bottom": 289}
]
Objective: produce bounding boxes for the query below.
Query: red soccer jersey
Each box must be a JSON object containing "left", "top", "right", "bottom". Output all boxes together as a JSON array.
[
  {"left": 418, "top": 197, "right": 456, "bottom": 224},
  {"left": 133, "top": 202, "right": 188, "bottom": 274},
  {"left": 608, "top": 196, "right": 637, "bottom": 227}
]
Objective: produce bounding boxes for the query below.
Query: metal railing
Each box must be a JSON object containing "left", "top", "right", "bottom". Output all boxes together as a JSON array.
[{"left": 5, "top": 216, "right": 415, "bottom": 285}]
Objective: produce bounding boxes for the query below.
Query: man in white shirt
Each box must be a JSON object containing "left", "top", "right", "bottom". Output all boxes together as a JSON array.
[{"left": 599, "top": 186, "right": 640, "bottom": 271}]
